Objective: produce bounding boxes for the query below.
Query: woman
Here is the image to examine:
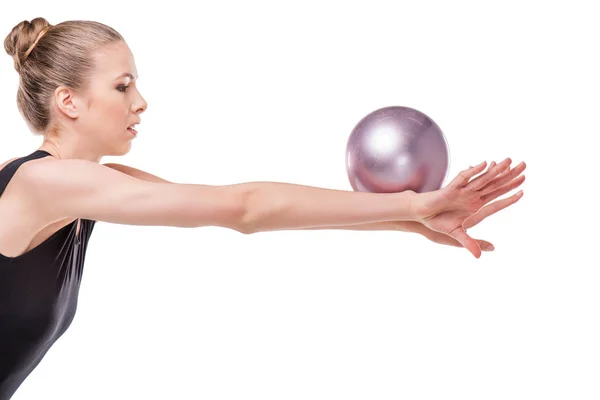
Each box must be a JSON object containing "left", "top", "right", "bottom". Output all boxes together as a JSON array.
[{"left": 0, "top": 17, "right": 525, "bottom": 399}]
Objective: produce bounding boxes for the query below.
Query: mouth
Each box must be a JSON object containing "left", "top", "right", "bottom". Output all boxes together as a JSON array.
[{"left": 127, "top": 122, "right": 139, "bottom": 136}]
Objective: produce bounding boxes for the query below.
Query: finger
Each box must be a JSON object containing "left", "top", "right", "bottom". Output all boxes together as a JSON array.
[
  {"left": 463, "top": 191, "right": 524, "bottom": 229},
  {"left": 449, "top": 161, "right": 488, "bottom": 188},
  {"left": 465, "top": 157, "right": 512, "bottom": 191},
  {"left": 438, "top": 236, "right": 494, "bottom": 252},
  {"left": 471, "top": 161, "right": 496, "bottom": 170},
  {"left": 480, "top": 175, "right": 525, "bottom": 204},
  {"left": 449, "top": 227, "right": 482, "bottom": 258},
  {"left": 465, "top": 237, "right": 495, "bottom": 252},
  {"left": 480, "top": 161, "right": 527, "bottom": 195},
  {"left": 478, "top": 240, "right": 495, "bottom": 252},
  {"left": 495, "top": 167, "right": 512, "bottom": 179}
]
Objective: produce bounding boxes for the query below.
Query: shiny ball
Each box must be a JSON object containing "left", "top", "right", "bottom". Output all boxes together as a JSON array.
[{"left": 346, "top": 106, "right": 450, "bottom": 193}]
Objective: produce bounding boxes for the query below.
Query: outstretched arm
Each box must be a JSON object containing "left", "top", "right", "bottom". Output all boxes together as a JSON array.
[
  {"left": 104, "top": 163, "right": 424, "bottom": 233},
  {"left": 21, "top": 158, "right": 419, "bottom": 234},
  {"left": 101, "top": 162, "right": 520, "bottom": 253},
  {"left": 102, "top": 162, "right": 423, "bottom": 234}
]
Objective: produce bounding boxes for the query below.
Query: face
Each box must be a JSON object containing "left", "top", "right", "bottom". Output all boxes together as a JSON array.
[{"left": 71, "top": 41, "right": 147, "bottom": 156}]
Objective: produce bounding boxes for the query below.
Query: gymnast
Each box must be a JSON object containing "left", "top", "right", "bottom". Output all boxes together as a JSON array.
[{"left": 0, "top": 17, "right": 526, "bottom": 399}]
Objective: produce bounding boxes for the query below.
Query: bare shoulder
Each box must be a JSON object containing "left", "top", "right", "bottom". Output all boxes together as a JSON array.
[
  {"left": 17, "top": 157, "right": 154, "bottom": 208},
  {"left": 1, "top": 156, "right": 53, "bottom": 200},
  {"left": 0, "top": 157, "right": 21, "bottom": 170},
  {"left": 17, "top": 157, "right": 141, "bottom": 193}
]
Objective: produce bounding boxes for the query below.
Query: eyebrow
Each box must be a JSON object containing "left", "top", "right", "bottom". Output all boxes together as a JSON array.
[{"left": 114, "top": 72, "right": 137, "bottom": 81}]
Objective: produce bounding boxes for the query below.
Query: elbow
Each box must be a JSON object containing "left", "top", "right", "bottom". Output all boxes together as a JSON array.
[
  {"left": 237, "top": 210, "right": 255, "bottom": 235},
  {"left": 237, "top": 184, "right": 285, "bottom": 235},
  {"left": 236, "top": 185, "right": 259, "bottom": 235},
  {"left": 238, "top": 186, "right": 261, "bottom": 235}
]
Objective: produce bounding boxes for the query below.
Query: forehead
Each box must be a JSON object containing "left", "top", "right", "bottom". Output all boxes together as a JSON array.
[{"left": 91, "top": 41, "right": 138, "bottom": 80}]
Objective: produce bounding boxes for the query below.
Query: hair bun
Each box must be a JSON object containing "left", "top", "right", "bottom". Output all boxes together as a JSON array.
[{"left": 4, "top": 17, "right": 52, "bottom": 72}]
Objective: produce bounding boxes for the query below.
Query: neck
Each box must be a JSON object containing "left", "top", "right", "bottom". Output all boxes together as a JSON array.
[{"left": 38, "top": 132, "right": 104, "bottom": 163}]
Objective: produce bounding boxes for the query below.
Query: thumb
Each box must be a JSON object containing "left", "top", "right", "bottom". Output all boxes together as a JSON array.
[
  {"left": 476, "top": 240, "right": 495, "bottom": 252},
  {"left": 449, "top": 227, "right": 483, "bottom": 259}
]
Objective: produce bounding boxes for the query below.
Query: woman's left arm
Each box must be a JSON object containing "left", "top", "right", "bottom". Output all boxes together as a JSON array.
[{"left": 102, "top": 163, "right": 511, "bottom": 253}]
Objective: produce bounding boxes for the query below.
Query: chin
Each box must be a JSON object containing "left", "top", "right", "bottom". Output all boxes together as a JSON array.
[{"left": 109, "top": 141, "right": 133, "bottom": 157}]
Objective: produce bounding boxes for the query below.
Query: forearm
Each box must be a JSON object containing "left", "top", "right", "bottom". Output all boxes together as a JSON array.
[{"left": 240, "top": 181, "right": 419, "bottom": 233}]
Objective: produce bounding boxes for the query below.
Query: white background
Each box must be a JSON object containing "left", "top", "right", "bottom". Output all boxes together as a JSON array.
[{"left": 1, "top": 1, "right": 598, "bottom": 399}]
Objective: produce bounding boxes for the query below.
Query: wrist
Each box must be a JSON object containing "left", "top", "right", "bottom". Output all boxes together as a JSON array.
[
  {"left": 405, "top": 190, "right": 438, "bottom": 223},
  {"left": 403, "top": 190, "right": 421, "bottom": 222}
]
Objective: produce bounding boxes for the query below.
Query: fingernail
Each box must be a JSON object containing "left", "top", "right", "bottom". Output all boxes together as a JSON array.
[
  {"left": 517, "top": 190, "right": 523, "bottom": 197},
  {"left": 485, "top": 244, "right": 495, "bottom": 251}
]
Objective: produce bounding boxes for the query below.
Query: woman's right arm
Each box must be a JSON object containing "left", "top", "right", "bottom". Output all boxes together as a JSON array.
[{"left": 20, "top": 158, "right": 419, "bottom": 234}]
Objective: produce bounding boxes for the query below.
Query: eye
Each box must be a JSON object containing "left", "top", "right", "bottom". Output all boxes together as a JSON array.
[{"left": 117, "top": 84, "right": 129, "bottom": 92}]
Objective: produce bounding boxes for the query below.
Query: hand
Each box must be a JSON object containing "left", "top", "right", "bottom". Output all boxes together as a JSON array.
[
  {"left": 411, "top": 158, "right": 526, "bottom": 258},
  {"left": 419, "top": 189, "right": 524, "bottom": 253}
]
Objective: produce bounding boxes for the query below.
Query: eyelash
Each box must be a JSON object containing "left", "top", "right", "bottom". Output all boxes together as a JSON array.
[{"left": 117, "top": 85, "right": 129, "bottom": 92}]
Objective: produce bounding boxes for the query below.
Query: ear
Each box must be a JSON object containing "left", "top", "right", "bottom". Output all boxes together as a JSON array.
[{"left": 54, "top": 86, "right": 81, "bottom": 119}]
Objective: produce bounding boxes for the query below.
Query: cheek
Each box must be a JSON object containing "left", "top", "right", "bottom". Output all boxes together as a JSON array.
[{"left": 87, "top": 96, "right": 128, "bottom": 128}]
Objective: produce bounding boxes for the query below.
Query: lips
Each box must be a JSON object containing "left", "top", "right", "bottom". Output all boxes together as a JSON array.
[{"left": 127, "top": 121, "right": 140, "bottom": 136}]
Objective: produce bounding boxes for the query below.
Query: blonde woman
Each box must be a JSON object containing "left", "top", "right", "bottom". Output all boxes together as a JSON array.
[{"left": 0, "top": 17, "right": 526, "bottom": 399}]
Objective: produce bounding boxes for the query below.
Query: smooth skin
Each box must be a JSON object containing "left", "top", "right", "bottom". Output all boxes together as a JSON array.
[
  {"left": 100, "top": 160, "right": 526, "bottom": 258},
  {"left": 95, "top": 160, "right": 526, "bottom": 257},
  {"left": 3, "top": 40, "right": 526, "bottom": 260},
  {"left": 415, "top": 159, "right": 526, "bottom": 257}
]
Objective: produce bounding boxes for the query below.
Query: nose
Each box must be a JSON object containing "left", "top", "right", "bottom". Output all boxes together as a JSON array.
[{"left": 134, "top": 93, "right": 148, "bottom": 114}]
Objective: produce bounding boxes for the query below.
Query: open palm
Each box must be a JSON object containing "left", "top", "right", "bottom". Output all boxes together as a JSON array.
[
  {"left": 420, "top": 191, "right": 523, "bottom": 252},
  {"left": 413, "top": 158, "right": 527, "bottom": 258}
]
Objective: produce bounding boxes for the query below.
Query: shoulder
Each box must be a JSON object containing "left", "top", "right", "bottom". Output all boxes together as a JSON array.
[
  {"left": 17, "top": 157, "right": 99, "bottom": 178},
  {"left": 18, "top": 158, "right": 136, "bottom": 190},
  {"left": 3, "top": 155, "right": 61, "bottom": 195},
  {"left": 16, "top": 158, "right": 171, "bottom": 197},
  {"left": 15, "top": 158, "right": 159, "bottom": 224},
  {"left": 14, "top": 158, "right": 134, "bottom": 204},
  {"left": 0, "top": 156, "right": 21, "bottom": 170}
]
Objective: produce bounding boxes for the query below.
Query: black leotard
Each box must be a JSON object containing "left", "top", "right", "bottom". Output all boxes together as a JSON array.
[{"left": 0, "top": 150, "right": 96, "bottom": 399}]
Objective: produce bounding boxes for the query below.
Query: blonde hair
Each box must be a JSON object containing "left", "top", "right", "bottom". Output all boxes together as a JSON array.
[{"left": 4, "top": 17, "right": 123, "bottom": 134}]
